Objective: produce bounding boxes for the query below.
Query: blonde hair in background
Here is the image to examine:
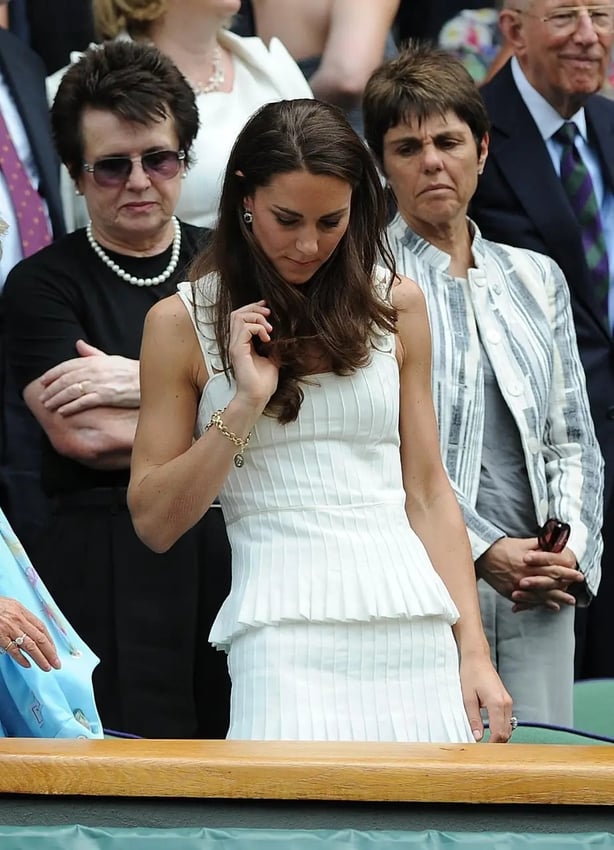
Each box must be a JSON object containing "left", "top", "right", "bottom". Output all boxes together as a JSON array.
[{"left": 93, "top": 0, "right": 168, "bottom": 39}]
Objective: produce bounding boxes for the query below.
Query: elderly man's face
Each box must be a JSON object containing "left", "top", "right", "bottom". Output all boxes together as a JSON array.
[{"left": 506, "top": 1, "right": 614, "bottom": 116}]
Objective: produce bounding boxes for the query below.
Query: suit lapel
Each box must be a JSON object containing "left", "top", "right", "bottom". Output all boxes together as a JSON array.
[
  {"left": 485, "top": 64, "right": 609, "bottom": 338},
  {"left": 586, "top": 97, "right": 614, "bottom": 194}
]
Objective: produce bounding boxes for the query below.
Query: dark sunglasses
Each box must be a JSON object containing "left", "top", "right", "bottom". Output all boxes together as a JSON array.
[
  {"left": 538, "top": 518, "right": 571, "bottom": 553},
  {"left": 82, "top": 149, "right": 186, "bottom": 187}
]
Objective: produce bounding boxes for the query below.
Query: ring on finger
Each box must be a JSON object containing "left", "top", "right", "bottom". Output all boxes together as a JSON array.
[
  {"left": 1, "top": 638, "right": 15, "bottom": 655},
  {"left": 13, "top": 633, "right": 27, "bottom": 647},
  {"left": 78, "top": 382, "right": 86, "bottom": 396},
  {"left": 510, "top": 715, "right": 518, "bottom": 731}
]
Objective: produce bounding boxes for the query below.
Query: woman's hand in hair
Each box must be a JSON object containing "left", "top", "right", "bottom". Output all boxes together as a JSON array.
[{"left": 230, "top": 301, "right": 279, "bottom": 411}]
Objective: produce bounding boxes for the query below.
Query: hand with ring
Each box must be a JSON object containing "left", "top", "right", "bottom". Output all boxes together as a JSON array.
[
  {"left": 38, "top": 339, "right": 140, "bottom": 415},
  {"left": 0, "top": 597, "right": 61, "bottom": 671}
]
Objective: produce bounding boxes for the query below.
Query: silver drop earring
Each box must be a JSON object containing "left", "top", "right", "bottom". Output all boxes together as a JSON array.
[{"left": 242, "top": 209, "right": 253, "bottom": 225}]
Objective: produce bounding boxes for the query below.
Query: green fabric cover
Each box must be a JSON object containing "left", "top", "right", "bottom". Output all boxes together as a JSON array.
[
  {"left": 573, "top": 679, "right": 614, "bottom": 739},
  {"left": 1, "top": 827, "right": 614, "bottom": 847}
]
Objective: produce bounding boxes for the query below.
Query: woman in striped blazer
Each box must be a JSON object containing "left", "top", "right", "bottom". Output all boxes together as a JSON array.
[{"left": 364, "top": 42, "right": 604, "bottom": 727}]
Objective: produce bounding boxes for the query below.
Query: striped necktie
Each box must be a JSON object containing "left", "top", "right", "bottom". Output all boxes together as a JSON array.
[{"left": 553, "top": 121, "right": 609, "bottom": 323}]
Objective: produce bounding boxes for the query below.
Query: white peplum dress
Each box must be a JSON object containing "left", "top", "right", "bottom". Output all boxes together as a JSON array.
[{"left": 177, "top": 275, "right": 474, "bottom": 743}]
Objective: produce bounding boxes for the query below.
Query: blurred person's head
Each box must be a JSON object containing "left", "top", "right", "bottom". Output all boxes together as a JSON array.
[
  {"left": 499, "top": 0, "right": 614, "bottom": 117},
  {"left": 51, "top": 40, "right": 199, "bottom": 248},
  {"left": 363, "top": 42, "right": 489, "bottom": 236},
  {"left": 93, "top": 0, "right": 240, "bottom": 39}
]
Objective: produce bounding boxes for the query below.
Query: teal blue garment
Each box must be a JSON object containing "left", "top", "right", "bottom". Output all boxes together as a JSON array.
[
  {"left": 1, "top": 827, "right": 614, "bottom": 848},
  {"left": 0, "top": 509, "right": 102, "bottom": 737}
]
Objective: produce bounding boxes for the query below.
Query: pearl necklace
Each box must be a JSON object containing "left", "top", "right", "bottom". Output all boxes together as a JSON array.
[
  {"left": 86, "top": 217, "right": 182, "bottom": 287},
  {"left": 189, "top": 46, "right": 225, "bottom": 95}
]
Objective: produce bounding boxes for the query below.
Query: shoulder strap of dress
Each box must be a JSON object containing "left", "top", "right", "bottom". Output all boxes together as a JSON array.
[
  {"left": 372, "top": 265, "right": 396, "bottom": 355},
  {"left": 176, "top": 278, "right": 224, "bottom": 375},
  {"left": 373, "top": 264, "right": 393, "bottom": 303}
]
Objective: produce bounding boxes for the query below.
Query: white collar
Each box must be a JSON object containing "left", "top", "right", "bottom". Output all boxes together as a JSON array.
[{"left": 511, "top": 56, "right": 588, "bottom": 142}]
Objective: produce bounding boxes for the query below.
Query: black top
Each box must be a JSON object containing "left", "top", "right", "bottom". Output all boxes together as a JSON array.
[{"left": 4, "top": 221, "right": 209, "bottom": 495}]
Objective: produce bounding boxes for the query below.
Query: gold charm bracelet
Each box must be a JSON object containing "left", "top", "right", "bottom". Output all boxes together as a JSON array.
[{"left": 205, "top": 408, "right": 251, "bottom": 468}]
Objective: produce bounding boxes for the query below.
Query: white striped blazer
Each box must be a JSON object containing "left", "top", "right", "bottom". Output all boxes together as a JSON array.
[{"left": 388, "top": 214, "right": 604, "bottom": 597}]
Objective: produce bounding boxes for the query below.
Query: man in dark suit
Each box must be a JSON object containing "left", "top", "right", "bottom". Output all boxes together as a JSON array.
[
  {"left": 0, "top": 26, "right": 65, "bottom": 551},
  {"left": 470, "top": 0, "right": 614, "bottom": 679}
]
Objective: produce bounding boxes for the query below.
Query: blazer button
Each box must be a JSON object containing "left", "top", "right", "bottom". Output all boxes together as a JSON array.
[{"left": 607, "top": 405, "right": 614, "bottom": 421}]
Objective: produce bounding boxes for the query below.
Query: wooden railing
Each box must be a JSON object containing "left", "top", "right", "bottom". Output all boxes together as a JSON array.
[{"left": 0, "top": 739, "right": 613, "bottom": 804}]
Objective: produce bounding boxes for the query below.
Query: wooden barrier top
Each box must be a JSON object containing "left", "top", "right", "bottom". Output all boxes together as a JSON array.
[{"left": 0, "top": 739, "right": 613, "bottom": 805}]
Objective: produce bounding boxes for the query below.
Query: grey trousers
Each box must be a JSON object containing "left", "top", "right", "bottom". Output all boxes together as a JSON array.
[{"left": 478, "top": 580, "right": 575, "bottom": 727}]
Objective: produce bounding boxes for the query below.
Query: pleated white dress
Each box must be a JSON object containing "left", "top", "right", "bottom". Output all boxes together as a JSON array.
[{"left": 177, "top": 274, "right": 474, "bottom": 743}]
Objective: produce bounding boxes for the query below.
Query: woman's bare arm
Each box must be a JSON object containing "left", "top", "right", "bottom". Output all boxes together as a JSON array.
[
  {"left": 128, "top": 294, "right": 277, "bottom": 553},
  {"left": 394, "top": 275, "right": 512, "bottom": 742}
]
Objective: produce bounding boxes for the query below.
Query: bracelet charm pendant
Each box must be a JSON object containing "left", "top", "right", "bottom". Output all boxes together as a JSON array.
[{"left": 205, "top": 407, "right": 251, "bottom": 469}]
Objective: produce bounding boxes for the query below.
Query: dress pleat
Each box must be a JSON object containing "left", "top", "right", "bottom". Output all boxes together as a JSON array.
[{"left": 226, "top": 620, "right": 473, "bottom": 742}]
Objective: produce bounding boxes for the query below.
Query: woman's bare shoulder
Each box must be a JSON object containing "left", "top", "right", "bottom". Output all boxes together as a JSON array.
[
  {"left": 141, "top": 293, "right": 203, "bottom": 374},
  {"left": 144, "top": 292, "right": 197, "bottom": 338},
  {"left": 390, "top": 273, "right": 426, "bottom": 314}
]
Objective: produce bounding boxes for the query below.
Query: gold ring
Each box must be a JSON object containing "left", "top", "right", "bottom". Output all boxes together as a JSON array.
[{"left": 1, "top": 638, "right": 15, "bottom": 654}]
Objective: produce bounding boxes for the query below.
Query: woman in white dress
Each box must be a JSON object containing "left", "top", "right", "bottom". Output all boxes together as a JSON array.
[
  {"left": 128, "top": 98, "right": 513, "bottom": 743},
  {"left": 48, "top": 0, "right": 312, "bottom": 230}
]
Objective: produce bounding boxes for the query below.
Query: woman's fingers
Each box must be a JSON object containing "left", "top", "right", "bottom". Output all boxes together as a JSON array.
[
  {"left": 43, "top": 380, "right": 92, "bottom": 412},
  {"left": 4, "top": 630, "right": 61, "bottom": 671},
  {"left": 231, "top": 305, "right": 274, "bottom": 345},
  {"left": 0, "top": 599, "right": 61, "bottom": 671}
]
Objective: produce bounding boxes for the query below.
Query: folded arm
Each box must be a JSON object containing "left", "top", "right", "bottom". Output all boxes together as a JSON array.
[{"left": 24, "top": 377, "right": 137, "bottom": 470}]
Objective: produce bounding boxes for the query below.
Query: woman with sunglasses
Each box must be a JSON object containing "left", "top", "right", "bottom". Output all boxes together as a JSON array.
[
  {"left": 363, "top": 43, "right": 604, "bottom": 727},
  {"left": 3, "top": 40, "right": 232, "bottom": 739},
  {"left": 47, "top": 0, "right": 312, "bottom": 232}
]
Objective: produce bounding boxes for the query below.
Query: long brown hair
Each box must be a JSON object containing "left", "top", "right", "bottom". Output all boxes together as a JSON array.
[{"left": 190, "top": 99, "right": 397, "bottom": 424}]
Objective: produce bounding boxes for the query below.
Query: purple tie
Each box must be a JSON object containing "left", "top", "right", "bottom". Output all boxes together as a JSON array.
[
  {"left": 553, "top": 121, "right": 609, "bottom": 323},
  {"left": 0, "top": 108, "right": 52, "bottom": 257}
]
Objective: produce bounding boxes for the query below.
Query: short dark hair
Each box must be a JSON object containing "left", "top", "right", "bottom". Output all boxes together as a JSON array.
[
  {"left": 191, "top": 98, "right": 396, "bottom": 424},
  {"left": 363, "top": 41, "right": 490, "bottom": 166},
  {"left": 51, "top": 39, "right": 199, "bottom": 179}
]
